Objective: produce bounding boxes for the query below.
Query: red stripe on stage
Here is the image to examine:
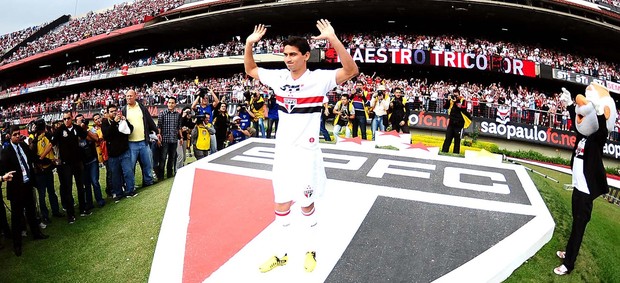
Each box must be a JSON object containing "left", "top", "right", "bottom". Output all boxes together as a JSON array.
[{"left": 183, "top": 169, "right": 274, "bottom": 282}]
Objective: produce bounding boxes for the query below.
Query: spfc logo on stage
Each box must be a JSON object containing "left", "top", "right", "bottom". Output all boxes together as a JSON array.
[{"left": 150, "top": 139, "right": 555, "bottom": 283}]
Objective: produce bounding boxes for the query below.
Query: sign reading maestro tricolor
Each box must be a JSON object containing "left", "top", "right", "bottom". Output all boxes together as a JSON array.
[
  {"left": 149, "top": 139, "right": 554, "bottom": 283},
  {"left": 326, "top": 48, "right": 537, "bottom": 77}
]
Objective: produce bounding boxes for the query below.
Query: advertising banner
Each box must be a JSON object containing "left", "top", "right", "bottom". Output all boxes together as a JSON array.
[
  {"left": 606, "top": 80, "right": 620, "bottom": 94},
  {"left": 552, "top": 68, "right": 604, "bottom": 86},
  {"left": 407, "top": 111, "right": 620, "bottom": 160}
]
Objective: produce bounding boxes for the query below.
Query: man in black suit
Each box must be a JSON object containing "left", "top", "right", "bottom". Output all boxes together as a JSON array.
[{"left": 0, "top": 125, "right": 49, "bottom": 256}]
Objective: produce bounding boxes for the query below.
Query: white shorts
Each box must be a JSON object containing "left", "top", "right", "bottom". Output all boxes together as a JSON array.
[{"left": 272, "top": 146, "right": 326, "bottom": 207}]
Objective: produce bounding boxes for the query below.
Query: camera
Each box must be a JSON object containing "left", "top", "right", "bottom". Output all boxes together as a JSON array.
[
  {"left": 197, "top": 87, "right": 210, "bottom": 99},
  {"left": 195, "top": 114, "right": 206, "bottom": 124}
]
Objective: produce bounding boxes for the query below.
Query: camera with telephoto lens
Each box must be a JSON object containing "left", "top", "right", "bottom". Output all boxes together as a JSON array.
[
  {"left": 195, "top": 114, "right": 206, "bottom": 124},
  {"left": 238, "top": 102, "right": 249, "bottom": 112},
  {"left": 197, "top": 87, "right": 210, "bottom": 99}
]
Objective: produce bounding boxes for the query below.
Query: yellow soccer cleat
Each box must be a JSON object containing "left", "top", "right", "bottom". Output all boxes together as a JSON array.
[
  {"left": 259, "top": 254, "right": 288, "bottom": 273},
  {"left": 304, "top": 251, "right": 317, "bottom": 272}
]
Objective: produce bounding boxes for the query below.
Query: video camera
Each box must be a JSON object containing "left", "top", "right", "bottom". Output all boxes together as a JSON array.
[
  {"left": 195, "top": 114, "right": 206, "bottom": 124},
  {"left": 196, "top": 87, "right": 210, "bottom": 99},
  {"left": 238, "top": 102, "right": 249, "bottom": 112}
]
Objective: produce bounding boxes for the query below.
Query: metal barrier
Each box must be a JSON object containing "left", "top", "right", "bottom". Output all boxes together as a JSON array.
[{"left": 604, "top": 187, "right": 620, "bottom": 206}]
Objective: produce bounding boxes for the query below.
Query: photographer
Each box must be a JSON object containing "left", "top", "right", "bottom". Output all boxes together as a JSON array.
[
  {"left": 441, "top": 88, "right": 469, "bottom": 154},
  {"left": 178, "top": 107, "right": 195, "bottom": 169},
  {"left": 250, "top": 91, "right": 266, "bottom": 138},
  {"left": 370, "top": 88, "right": 390, "bottom": 140},
  {"left": 266, "top": 93, "right": 279, "bottom": 139},
  {"left": 30, "top": 119, "right": 63, "bottom": 224},
  {"left": 237, "top": 103, "right": 257, "bottom": 137},
  {"left": 75, "top": 114, "right": 104, "bottom": 211},
  {"left": 351, "top": 81, "right": 369, "bottom": 140},
  {"left": 332, "top": 93, "right": 355, "bottom": 138},
  {"left": 190, "top": 114, "right": 215, "bottom": 160},
  {"left": 191, "top": 87, "right": 219, "bottom": 122},
  {"left": 227, "top": 116, "right": 252, "bottom": 145}
]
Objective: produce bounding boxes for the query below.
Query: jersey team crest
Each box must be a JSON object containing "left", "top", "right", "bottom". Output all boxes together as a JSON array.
[
  {"left": 304, "top": 185, "right": 314, "bottom": 198},
  {"left": 284, "top": 97, "right": 297, "bottom": 112}
]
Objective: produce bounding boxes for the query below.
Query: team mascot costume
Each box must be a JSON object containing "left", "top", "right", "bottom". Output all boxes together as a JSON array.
[{"left": 554, "top": 83, "right": 617, "bottom": 275}]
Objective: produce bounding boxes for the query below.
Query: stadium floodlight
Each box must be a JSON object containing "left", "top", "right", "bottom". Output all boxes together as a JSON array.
[
  {"left": 388, "top": 20, "right": 395, "bottom": 24},
  {"left": 66, "top": 60, "right": 79, "bottom": 66},
  {"left": 501, "top": 28, "right": 508, "bottom": 31},
  {"left": 39, "top": 65, "right": 51, "bottom": 69},
  {"left": 560, "top": 37, "right": 568, "bottom": 41},
  {"left": 96, "top": 54, "right": 111, "bottom": 59},
  {"left": 128, "top": 48, "right": 148, "bottom": 54}
]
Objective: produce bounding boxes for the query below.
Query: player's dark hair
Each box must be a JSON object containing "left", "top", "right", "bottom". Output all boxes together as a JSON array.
[{"left": 283, "top": 36, "right": 310, "bottom": 55}]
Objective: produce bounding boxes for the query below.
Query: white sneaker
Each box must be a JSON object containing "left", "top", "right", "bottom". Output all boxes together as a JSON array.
[
  {"left": 554, "top": 264, "right": 569, "bottom": 275},
  {"left": 556, "top": 251, "right": 566, "bottom": 259}
]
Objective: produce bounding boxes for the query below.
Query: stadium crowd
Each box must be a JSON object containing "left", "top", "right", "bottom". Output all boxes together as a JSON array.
[
  {"left": 4, "top": 68, "right": 620, "bottom": 254},
  {"left": 2, "top": 31, "right": 619, "bottom": 96},
  {"left": 0, "top": 0, "right": 184, "bottom": 66},
  {"left": 5, "top": 72, "right": 620, "bottom": 139},
  {"left": 586, "top": 0, "right": 620, "bottom": 8},
  {"left": 0, "top": 25, "right": 43, "bottom": 57}
]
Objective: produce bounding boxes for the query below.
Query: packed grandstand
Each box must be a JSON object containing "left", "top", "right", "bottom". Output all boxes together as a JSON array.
[
  {"left": 2, "top": 1, "right": 620, "bottom": 282},
  {"left": 1, "top": 0, "right": 620, "bottom": 148}
]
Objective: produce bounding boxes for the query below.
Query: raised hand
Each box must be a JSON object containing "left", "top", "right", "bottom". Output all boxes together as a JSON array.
[
  {"left": 312, "top": 19, "right": 336, "bottom": 40},
  {"left": 246, "top": 24, "right": 267, "bottom": 45},
  {"left": 560, "top": 87, "right": 573, "bottom": 106}
]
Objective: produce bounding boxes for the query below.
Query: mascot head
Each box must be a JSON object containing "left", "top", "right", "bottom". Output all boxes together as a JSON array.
[{"left": 574, "top": 83, "right": 617, "bottom": 136}]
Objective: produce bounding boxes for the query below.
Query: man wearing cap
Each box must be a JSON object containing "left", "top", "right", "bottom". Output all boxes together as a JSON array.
[{"left": 228, "top": 116, "right": 251, "bottom": 145}]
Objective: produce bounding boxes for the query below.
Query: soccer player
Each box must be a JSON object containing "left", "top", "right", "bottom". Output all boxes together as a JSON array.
[{"left": 244, "top": 19, "right": 358, "bottom": 273}]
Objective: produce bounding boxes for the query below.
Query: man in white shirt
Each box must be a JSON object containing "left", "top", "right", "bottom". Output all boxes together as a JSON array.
[
  {"left": 370, "top": 88, "right": 390, "bottom": 140},
  {"left": 244, "top": 19, "right": 358, "bottom": 273}
]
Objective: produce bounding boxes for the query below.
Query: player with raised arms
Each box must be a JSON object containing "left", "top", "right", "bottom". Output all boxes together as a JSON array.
[{"left": 244, "top": 19, "right": 358, "bottom": 273}]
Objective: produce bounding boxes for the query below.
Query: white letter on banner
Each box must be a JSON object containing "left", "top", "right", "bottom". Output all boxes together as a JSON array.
[
  {"left": 353, "top": 49, "right": 364, "bottom": 62},
  {"left": 464, "top": 54, "right": 475, "bottom": 69},
  {"left": 443, "top": 167, "right": 510, "bottom": 194},
  {"left": 365, "top": 48, "right": 376, "bottom": 63},
  {"left": 367, "top": 159, "right": 436, "bottom": 179},
  {"left": 389, "top": 49, "right": 400, "bottom": 63},
  {"left": 431, "top": 50, "right": 442, "bottom": 66},
  {"left": 513, "top": 59, "right": 524, "bottom": 76},
  {"left": 445, "top": 51, "right": 456, "bottom": 67},
  {"left": 377, "top": 48, "right": 388, "bottom": 63},
  {"left": 401, "top": 49, "right": 412, "bottom": 64}
]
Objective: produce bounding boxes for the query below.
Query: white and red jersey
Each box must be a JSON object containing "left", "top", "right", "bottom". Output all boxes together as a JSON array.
[
  {"left": 258, "top": 67, "right": 337, "bottom": 205},
  {"left": 258, "top": 68, "right": 337, "bottom": 150}
]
